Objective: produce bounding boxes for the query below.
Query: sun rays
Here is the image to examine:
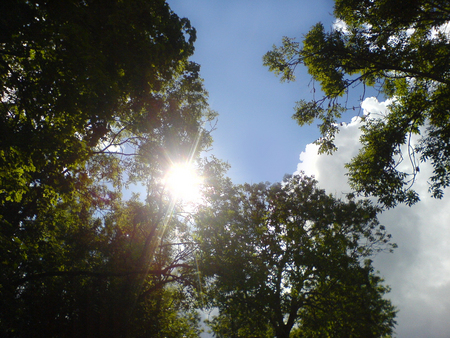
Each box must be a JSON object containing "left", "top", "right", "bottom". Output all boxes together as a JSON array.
[{"left": 165, "top": 163, "right": 203, "bottom": 203}]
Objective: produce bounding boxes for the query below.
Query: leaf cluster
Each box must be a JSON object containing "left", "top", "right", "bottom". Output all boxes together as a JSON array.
[{"left": 264, "top": 0, "right": 450, "bottom": 207}]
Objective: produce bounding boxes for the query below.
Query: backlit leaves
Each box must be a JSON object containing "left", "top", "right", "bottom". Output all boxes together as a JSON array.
[{"left": 264, "top": 0, "right": 450, "bottom": 206}]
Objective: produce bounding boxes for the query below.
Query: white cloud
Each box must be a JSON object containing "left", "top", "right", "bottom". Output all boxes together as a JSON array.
[
  {"left": 333, "top": 19, "right": 349, "bottom": 34},
  {"left": 431, "top": 22, "right": 450, "bottom": 39},
  {"left": 361, "top": 96, "right": 393, "bottom": 117},
  {"left": 296, "top": 98, "right": 450, "bottom": 338}
]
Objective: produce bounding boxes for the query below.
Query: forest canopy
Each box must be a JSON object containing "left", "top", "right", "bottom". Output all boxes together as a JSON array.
[{"left": 1, "top": 1, "right": 400, "bottom": 337}]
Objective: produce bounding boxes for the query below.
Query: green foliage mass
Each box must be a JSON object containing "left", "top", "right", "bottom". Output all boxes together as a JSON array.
[
  {"left": 1, "top": 1, "right": 401, "bottom": 337},
  {"left": 195, "top": 173, "right": 397, "bottom": 338},
  {"left": 264, "top": 0, "right": 450, "bottom": 207},
  {"left": 0, "top": 0, "right": 213, "bottom": 336}
]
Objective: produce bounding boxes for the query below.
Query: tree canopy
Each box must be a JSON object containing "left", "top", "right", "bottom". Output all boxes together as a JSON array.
[
  {"left": 0, "top": 1, "right": 213, "bottom": 336},
  {"left": 195, "top": 173, "right": 397, "bottom": 338},
  {"left": 0, "top": 0, "right": 214, "bottom": 226},
  {"left": 264, "top": 0, "right": 450, "bottom": 207},
  {"left": 1, "top": 1, "right": 401, "bottom": 337}
]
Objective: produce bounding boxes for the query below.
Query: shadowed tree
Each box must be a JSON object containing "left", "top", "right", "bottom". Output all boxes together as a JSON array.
[
  {"left": 0, "top": 0, "right": 214, "bottom": 336},
  {"left": 195, "top": 173, "right": 396, "bottom": 338}
]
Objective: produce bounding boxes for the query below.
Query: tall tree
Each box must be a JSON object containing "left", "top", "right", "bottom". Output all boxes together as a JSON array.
[
  {"left": 264, "top": 0, "right": 450, "bottom": 207},
  {"left": 0, "top": 0, "right": 213, "bottom": 227},
  {"left": 195, "top": 174, "right": 397, "bottom": 338},
  {"left": 0, "top": 0, "right": 213, "bottom": 336}
]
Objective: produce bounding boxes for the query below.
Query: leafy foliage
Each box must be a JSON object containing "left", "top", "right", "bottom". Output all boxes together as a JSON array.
[
  {"left": 0, "top": 1, "right": 213, "bottom": 336},
  {"left": 264, "top": 0, "right": 450, "bottom": 207},
  {"left": 195, "top": 173, "right": 397, "bottom": 338}
]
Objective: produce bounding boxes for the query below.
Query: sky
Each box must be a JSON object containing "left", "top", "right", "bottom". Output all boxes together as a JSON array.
[
  {"left": 169, "top": 0, "right": 337, "bottom": 184},
  {"left": 167, "top": 1, "right": 450, "bottom": 337}
]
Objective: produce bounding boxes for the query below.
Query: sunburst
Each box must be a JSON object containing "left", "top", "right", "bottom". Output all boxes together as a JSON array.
[{"left": 165, "top": 163, "right": 203, "bottom": 203}]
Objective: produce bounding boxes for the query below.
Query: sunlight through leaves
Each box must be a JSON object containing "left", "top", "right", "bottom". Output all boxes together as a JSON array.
[{"left": 165, "top": 163, "right": 203, "bottom": 204}]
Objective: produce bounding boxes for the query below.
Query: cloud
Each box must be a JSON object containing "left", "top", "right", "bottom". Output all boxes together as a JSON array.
[
  {"left": 296, "top": 98, "right": 450, "bottom": 338},
  {"left": 333, "top": 19, "right": 349, "bottom": 34},
  {"left": 431, "top": 22, "right": 450, "bottom": 39}
]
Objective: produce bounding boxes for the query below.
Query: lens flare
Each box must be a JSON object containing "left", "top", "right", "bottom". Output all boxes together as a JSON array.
[{"left": 165, "top": 163, "right": 202, "bottom": 203}]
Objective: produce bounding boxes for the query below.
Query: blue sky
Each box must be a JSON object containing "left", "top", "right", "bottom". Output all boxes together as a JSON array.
[
  {"left": 168, "top": 0, "right": 335, "bottom": 184},
  {"left": 166, "top": 1, "right": 450, "bottom": 338}
]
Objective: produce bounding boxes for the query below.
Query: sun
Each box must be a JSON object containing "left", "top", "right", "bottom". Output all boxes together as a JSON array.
[{"left": 165, "top": 163, "right": 203, "bottom": 203}]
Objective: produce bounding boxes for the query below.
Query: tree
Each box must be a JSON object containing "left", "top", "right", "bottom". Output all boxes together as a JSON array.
[
  {"left": 1, "top": 193, "right": 202, "bottom": 337},
  {"left": 264, "top": 0, "right": 450, "bottom": 207},
  {"left": 0, "top": 0, "right": 213, "bottom": 227},
  {"left": 0, "top": 1, "right": 213, "bottom": 336},
  {"left": 195, "top": 173, "right": 397, "bottom": 338}
]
